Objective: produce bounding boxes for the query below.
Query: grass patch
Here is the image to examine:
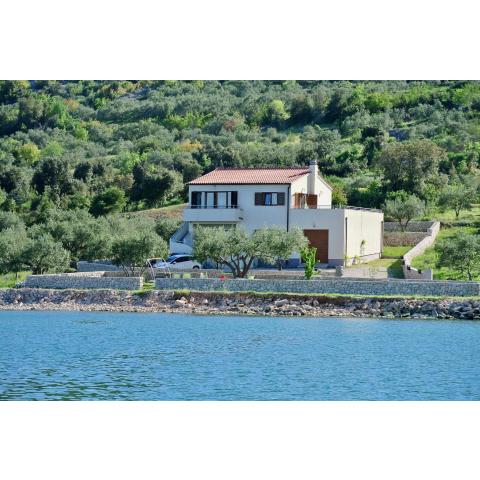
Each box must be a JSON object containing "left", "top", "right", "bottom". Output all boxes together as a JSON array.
[
  {"left": 411, "top": 225, "right": 479, "bottom": 281},
  {"left": 382, "top": 246, "right": 411, "bottom": 258},
  {"left": 424, "top": 204, "right": 480, "bottom": 225},
  {"left": 390, "top": 205, "right": 480, "bottom": 280},
  {"left": 130, "top": 203, "right": 187, "bottom": 220},
  {"left": 133, "top": 281, "right": 155, "bottom": 295},
  {"left": 0, "top": 271, "right": 31, "bottom": 289}
]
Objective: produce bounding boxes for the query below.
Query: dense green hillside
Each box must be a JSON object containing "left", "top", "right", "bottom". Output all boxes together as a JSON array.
[
  {"left": 1, "top": 80, "right": 480, "bottom": 281},
  {"left": 1, "top": 80, "right": 480, "bottom": 218}
]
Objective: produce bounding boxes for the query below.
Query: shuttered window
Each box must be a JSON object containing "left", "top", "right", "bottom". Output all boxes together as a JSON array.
[
  {"left": 230, "top": 191, "right": 238, "bottom": 208},
  {"left": 254, "top": 192, "right": 285, "bottom": 206},
  {"left": 190, "top": 191, "right": 238, "bottom": 208},
  {"left": 191, "top": 191, "right": 202, "bottom": 208}
]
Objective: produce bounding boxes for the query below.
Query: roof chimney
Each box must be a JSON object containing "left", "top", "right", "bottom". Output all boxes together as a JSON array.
[{"left": 308, "top": 160, "right": 318, "bottom": 195}]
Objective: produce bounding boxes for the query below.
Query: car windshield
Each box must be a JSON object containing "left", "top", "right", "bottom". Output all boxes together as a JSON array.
[{"left": 166, "top": 255, "right": 178, "bottom": 263}]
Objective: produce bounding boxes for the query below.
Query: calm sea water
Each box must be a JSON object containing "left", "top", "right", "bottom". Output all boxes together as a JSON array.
[{"left": 1, "top": 310, "right": 479, "bottom": 400}]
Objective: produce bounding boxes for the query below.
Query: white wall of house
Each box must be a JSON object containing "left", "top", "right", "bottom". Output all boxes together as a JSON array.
[
  {"left": 290, "top": 208, "right": 383, "bottom": 265},
  {"left": 236, "top": 184, "right": 290, "bottom": 233},
  {"left": 187, "top": 183, "right": 291, "bottom": 234},
  {"left": 344, "top": 209, "right": 384, "bottom": 264},
  {"left": 289, "top": 208, "right": 345, "bottom": 263}
]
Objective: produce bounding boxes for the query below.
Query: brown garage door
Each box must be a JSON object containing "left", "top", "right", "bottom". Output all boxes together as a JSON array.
[{"left": 303, "top": 229, "right": 329, "bottom": 263}]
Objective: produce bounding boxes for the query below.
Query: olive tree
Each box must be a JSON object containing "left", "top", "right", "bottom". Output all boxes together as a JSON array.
[
  {"left": 111, "top": 231, "right": 168, "bottom": 276},
  {"left": 384, "top": 192, "right": 424, "bottom": 232},
  {"left": 436, "top": 233, "right": 480, "bottom": 281},
  {"left": 0, "top": 211, "right": 25, "bottom": 231},
  {"left": 22, "top": 234, "right": 71, "bottom": 274},
  {"left": 438, "top": 182, "right": 478, "bottom": 219},
  {"left": 193, "top": 226, "right": 308, "bottom": 278},
  {"left": 39, "top": 209, "right": 113, "bottom": 262},
  {"left": 0, "top": 227, "right": 29, "bottom": 278},
  {"left": 155, "top": 216, "right": 182, "bottom": 241},
  {"left": 254, "top": 227, "right": 308, "bottom": 270}
]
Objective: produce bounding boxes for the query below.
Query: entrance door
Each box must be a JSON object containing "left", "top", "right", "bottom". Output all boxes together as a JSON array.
[{"left": 303, "top": 229, "right": 329, "bottom": 263}]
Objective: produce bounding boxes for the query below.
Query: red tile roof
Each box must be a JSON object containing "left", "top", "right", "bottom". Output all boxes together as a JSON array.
[{"left": 189, "top": 167, "right": 310, "bottom": 185}]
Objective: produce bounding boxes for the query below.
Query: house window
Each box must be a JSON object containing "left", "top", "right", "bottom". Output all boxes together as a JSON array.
[
  {"left": 190, "top": 191, "right": 238, "bottom": 208},
  {"left": 191, "top": 191, "right": 202, "bottom": 208},
  {"left": 206, "top": 192, "right": 215, "bottom": 208},
  {"left": 230, "top": 191, "right": 238, "bottom": 208},
  {"left": 217, "top": 192, "right": 227, "bottom": 208},
  {"left": 254, "top": 192, "right": 285, "bottom": 206},
  {"left": 294, "top": 193, "right": 318, "bottom": 208}
]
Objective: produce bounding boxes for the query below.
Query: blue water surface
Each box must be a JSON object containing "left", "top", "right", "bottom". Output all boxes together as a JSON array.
[{"left": 1, "top": 310, "right": 479, "bottom": 400}]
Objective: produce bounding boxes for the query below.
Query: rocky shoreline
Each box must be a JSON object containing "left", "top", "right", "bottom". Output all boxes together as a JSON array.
[{"left": 1, "top": 288, "right": 480, "bottom": 320}]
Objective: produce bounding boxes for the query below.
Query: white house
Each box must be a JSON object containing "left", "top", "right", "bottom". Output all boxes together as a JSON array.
[{"left": 170, "top": 161, "right": 384, "bottom": 266}]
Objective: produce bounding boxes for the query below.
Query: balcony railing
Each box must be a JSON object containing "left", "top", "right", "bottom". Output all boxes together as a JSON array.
[
  {"left": 333, "top": 205, "right": 383, "bottom": 213},
  {"left": 291, "top": 204, "right": 331, "bottom": 210},
  {"left": 184, "top": 206, "right": 242, "bottom": 222},
  {"left": 190, "top": 205, "right": 239, "bottom": 209},
  {"left": 291, "top": 204, "right": 383, "bottom": 213}
]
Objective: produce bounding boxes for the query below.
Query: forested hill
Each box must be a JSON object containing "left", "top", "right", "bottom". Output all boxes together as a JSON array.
[{"left": 1, "top": 80, "right": 480, "bottom": 218}]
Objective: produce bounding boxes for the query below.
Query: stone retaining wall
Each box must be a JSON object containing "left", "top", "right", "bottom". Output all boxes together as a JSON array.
[
  {"left": 155, "top": 276, "right": 480, "bottom": 297},
  {"left": 384, "top": 221, "right": 436, "bottom": 232},
  {"left": 383, "top": 221, "right": 438, "bottom": 246},
  {"left": 383, "top": 232, "right": 427, "bottom": 246},
  {"left": 25, "top": 272, "right": 143, "bottom": 290}
]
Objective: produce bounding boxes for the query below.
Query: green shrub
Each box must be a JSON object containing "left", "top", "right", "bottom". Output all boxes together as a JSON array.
[{"left": 301, "top": 246, "right": 317, "bottom": 280}]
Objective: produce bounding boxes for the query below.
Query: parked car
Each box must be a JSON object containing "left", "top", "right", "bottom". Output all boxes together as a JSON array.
[{"left": 149, "top": 254, "right": 201, "bottom": 270}]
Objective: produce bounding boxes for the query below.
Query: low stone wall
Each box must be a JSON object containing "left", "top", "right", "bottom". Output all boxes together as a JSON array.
[
  {"left": 403, "top": 222, "right": 440, "bottom": 264},
  {"left": 77, "top": 261, "right": 156, "bottom": 280},
  {"left": 403, "top": 265, "right": 433, "bottom": 280},
  {"left": 341, "top": 267, "right": 388, "bottom": 279},
  {"left": 252, "top": 270, "right": 333, "bottom": 279},
  {"left": 155, "top": 276, "right": 480, "bottom": 297},
  {"left": 156, "top": 268, "right": 229, "bottom": 279},
  {"left": 25, "top": 272, "right": 143, "bottom": 290}
]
